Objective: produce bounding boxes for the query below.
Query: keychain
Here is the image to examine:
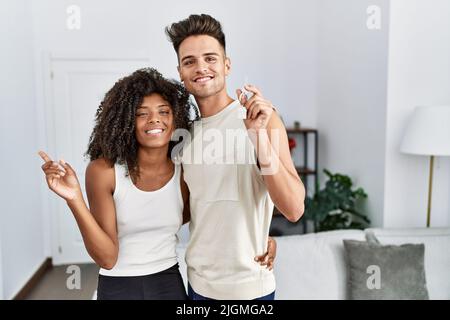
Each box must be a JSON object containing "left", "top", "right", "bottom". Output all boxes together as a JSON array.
[{"left": 237, "top": 77, "right": 250, "bottom": 120}]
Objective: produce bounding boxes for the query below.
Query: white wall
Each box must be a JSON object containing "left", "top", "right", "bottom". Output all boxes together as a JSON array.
[
  {"left": 384, "top": 0, "right": 450, "bottom": 227},
  {"left": 31, "top": 0, "right": 317, "bottom": 128},
  {"left": 316, "top": 0, "right": 390, "bottom": 227},
  {"left": 0, "top": 0, "right": 47, "bottom": 299}
]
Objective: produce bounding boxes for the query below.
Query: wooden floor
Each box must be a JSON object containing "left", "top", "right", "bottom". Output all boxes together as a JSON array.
[{"left": 24, "top": 264, "right": 99, "bottom": 300}]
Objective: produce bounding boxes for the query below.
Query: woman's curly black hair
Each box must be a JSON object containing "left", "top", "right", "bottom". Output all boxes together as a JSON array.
[{"left": 85, "top": 68, "right": 199, "bottom": 178}]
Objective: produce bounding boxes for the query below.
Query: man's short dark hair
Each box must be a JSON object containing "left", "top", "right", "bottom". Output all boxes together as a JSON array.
[{"left": 165, "top": 14, "right": 226, "bottom": 58}]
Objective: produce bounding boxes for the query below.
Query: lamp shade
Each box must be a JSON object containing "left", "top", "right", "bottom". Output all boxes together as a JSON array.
[{"left": 400, "top": 106, "right": 450, "bottom": 156}]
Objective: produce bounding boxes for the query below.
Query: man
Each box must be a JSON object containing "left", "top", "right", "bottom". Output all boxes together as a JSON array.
[{"left": 166, "top": 14, "right": 305, "bottom": 300}]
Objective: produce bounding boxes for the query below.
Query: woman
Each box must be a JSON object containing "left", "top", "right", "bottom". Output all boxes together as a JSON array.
[{"left": 39, "top": 68, "right": 276, "bottom": 300}]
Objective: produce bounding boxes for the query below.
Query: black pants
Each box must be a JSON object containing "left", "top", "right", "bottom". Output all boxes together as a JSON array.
[{"left": 97, "top": 263, "right": 187, "bottom": 300}]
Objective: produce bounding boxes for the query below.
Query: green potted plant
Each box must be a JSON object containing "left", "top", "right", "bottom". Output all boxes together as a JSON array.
[{"left": 304, "top": 169, "right": 370, "bottom": 232}]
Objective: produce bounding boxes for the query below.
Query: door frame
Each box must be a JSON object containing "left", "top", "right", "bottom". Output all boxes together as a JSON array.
[{"left": 42, "top": 52, "right": 150, "bottom": 265}]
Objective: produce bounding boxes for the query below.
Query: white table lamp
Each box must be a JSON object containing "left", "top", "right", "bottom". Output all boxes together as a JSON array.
[{"left": 400, "top": 105, "right": 450, "bottom": 227}]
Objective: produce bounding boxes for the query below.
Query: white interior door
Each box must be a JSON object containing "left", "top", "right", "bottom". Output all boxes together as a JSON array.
[{"left": 48, "top": 56, "right": 149, "bottom": 265}]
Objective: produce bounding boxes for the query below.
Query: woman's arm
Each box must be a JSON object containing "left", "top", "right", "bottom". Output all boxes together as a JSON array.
[
  {"left": 72, "top": 159, "right": 119, "bottom": 269},
  {"left": 180, "top": 168, "right": 191, "bottom": 225},
  {"left": 39, "top": 152, "right": 119, "bottom": 269}
]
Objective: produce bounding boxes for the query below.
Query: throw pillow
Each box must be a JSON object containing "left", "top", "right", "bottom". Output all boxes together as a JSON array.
[{"left": 343, "top": 232, "right": 429, "bottom": 300}]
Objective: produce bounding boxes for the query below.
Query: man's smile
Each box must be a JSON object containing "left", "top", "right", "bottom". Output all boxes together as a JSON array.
[{"left": 193, "top": 75, "right": 214, "bottom": 83}]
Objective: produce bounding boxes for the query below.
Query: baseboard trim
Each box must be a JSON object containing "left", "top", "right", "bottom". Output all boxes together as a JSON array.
[{"left": 13, "top": 258, "right": 53, "bottom": 300}]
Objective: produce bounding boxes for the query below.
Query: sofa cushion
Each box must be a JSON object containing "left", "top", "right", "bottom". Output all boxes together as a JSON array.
[
  {"left": 365, "top": 228, "right": 450, "bottom": 300},
  {"left": 343, "top": 236, "right": 429, "bottom": 300},
  {"left": 273, "top": 230, "right": 365, "bottom": 299}
]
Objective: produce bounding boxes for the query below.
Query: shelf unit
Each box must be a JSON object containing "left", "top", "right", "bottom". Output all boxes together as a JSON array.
[{"left": 287, "top": 127, "right": 318, "bottom": 194}]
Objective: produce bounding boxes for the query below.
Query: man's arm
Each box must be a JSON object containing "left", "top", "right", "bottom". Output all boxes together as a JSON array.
[
  {"left": 258, "top": 112, "right": 305, "bottom": 222},
  {"left": 237, "top": 85, "right": 305, "bottom": 222}
]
